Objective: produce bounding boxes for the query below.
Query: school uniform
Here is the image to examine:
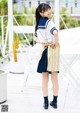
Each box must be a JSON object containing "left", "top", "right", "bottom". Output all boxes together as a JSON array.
[{"left": 35, "top": 17, "right": 60, "bottom": 73}]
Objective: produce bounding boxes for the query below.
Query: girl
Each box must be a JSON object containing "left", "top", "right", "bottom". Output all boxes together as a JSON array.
[{"left": 34, "top": 3, "right": 60, "bottom": 109}]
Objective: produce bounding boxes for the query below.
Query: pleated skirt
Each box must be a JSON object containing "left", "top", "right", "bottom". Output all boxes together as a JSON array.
[{"left": 37, "top": 45, "right": 60, "bottom": 73}]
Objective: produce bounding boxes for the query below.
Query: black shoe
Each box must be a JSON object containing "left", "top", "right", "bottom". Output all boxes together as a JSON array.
[
  {"left": 43, "top": 102, "right": 49, "bottom": 109},
  {"left": 50, "top": 101, "right": 57, "bottom": 109}
]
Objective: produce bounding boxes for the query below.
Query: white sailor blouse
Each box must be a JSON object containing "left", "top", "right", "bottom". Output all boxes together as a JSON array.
[
  {"left": 35, "top": 17, "right": 60, "bottom": 72},
  {"left": 35, "top": 17, "right": 58, "bottom": 43}
]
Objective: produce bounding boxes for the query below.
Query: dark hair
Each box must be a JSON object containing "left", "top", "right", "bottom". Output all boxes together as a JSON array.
[{"left": 35, "top": 3, "right": 51, "bottom": 31}]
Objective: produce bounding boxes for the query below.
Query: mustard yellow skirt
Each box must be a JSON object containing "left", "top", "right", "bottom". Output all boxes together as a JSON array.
[{"left": 37, "top": 44, "right": 60, "bottom": 73}]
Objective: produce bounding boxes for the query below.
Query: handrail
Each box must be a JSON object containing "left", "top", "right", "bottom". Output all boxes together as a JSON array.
[
  {"left": 0, "top": 14, "right": 80, "bottom": 56},
  {"left": 0, "top": 13, "right": 80, "bottom": 17},
  {"left": 13, "top": 16, "right": 30, "bottom": 45},
  {"left": 60, "top": 15, "right": 68, "bottom": 29}
]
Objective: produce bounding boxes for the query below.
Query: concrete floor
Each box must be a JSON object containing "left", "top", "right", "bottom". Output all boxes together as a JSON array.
[
  {"left": 0, "top": 44, "right": 80, "bottom": 113},
  {"left": 0, "top": 59, "right": 80, "bottom": 113}
]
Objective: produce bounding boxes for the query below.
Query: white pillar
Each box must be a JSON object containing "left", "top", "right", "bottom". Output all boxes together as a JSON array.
[
  {"left": 54, "top": 0, "right": 59, "bottom": 30},
  {"left": 8, "top": 0, "right": 13, "bottom": 53},
  {"left": 1, "top": 16, "right": 4, "bottom": 48}
]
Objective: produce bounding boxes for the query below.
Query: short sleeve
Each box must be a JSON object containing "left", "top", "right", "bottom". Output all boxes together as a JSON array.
[{"left": 47, "top": 20, "right": 58, "bottom": 35}]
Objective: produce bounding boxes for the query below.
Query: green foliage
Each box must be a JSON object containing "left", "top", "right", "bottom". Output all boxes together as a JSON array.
[
  {"left": 0, "top": 0, "right": 8, "bottom": 37},
  {"left": 26, "top": 16, "right": 33, "bottom": 25},
  {"left": 60, "top": 7, "right": 79, "bottom": 29},
  {"left": 30, "top": 7, "right": 36, "bottom": 14},
  {"left": 0, "top": 17, "right": 8, "bottom": 37},
  {"left": 0, "top": 18, "right": 1, "bottom": 36},
  {"left": 78, "top": 21, "right": 80, "bottom": 26},
  {"left": 0, "top": 0, "right": 8, "bottom": 15},
  {"left": 60, "top": 7, "right": 67, "bottom": 14},
  {"left": 24, "top": 6, "right": 28, "bottom": 14},
  {"left": 13, "top": 11, "right": 25, "bottom": 25},
  {"left": 0, "top": 0, "right": 80, "bottom": 47},
  {"left": 0, "top": 50, "right": 2, "bottom": 57}
]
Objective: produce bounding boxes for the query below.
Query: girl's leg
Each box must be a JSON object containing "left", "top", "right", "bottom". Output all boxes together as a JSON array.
[
  {"left": 50, "top": 72, "right": 59, "bottom": 108},
  {"left": 42, "top": 72, "right": 49, "bottom": 96},
  {"left": 42, "top": 72, "right": 49, "bottom": 109},
  {"left": 51, "top": 72, "right": 59, "bottom": 96}
]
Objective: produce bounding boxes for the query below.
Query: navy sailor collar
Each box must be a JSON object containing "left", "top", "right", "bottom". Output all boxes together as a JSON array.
[{"left": 38, "top": 17, "right": 50, "bottom": 29}]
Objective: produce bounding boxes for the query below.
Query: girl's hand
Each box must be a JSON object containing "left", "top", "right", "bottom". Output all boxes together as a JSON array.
[
  {"left": 42, "top": 42, "right": 47, "bottom": 47},
  {"left": 50, "top": 42, "right": 57, "bottom": 49}
]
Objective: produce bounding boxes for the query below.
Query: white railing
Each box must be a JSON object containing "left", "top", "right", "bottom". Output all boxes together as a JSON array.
[
  {"left": 0, "top": 14, "right": 35, "bottom": 56},
  {"left": 0, "top": 14, "right": 80, "bottom": 56}
]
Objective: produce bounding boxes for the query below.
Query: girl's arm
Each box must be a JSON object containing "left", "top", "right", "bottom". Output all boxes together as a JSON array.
[
  {"left": 33, "top": 36, "right": 40, "bottom": 43},
  {"left": 53, "top": 30, "right": 59, "bottom": 45},
  {"left": 50, "top": 30, "right": 59, "bottom": 48},
  {"left": 33, "top": 36, "right": 47, "bottom": 47},
  {"left": 47, "top": 20, "right": 59, "bottom": 48}
]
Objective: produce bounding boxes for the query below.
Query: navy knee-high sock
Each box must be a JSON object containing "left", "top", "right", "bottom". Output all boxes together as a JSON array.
[
  {"left": 53, "top": 96, "right": 57, "bottom": 103},
  {"left": 44, "top": 96, "right": 48, "bottom": 104}
]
